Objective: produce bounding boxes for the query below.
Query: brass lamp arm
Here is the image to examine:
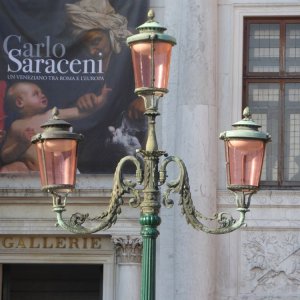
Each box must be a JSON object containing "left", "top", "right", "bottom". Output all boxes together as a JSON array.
[
  {"left": 52, "top": 156, "right": 143, "bottom": 234},
  {"left": 159, "top": 156, "right": 251, "bottom": 234}
]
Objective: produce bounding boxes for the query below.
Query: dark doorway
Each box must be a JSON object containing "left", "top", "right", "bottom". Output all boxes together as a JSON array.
[{"left": 2, "top": 264, "right": 103, "bottom": 300}]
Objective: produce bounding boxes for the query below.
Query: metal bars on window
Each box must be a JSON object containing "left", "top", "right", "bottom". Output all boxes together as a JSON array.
[{"left": 244, "top": 18, "right": 300, "bottom": 187}]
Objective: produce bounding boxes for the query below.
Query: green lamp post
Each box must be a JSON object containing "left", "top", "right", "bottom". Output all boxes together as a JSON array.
[{"left": 32, "top": 10, "right": 270, "bottom": 300}]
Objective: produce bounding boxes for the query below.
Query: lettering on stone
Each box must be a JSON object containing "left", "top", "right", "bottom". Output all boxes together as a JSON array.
[{"left": 0, "top": 236, "right": 102, "bottom": 250}]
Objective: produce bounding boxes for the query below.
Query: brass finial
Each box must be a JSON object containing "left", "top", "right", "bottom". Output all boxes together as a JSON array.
[
  {"left": 147, "top": 9, "right": 155, "bottom": 21},
  {"left": 52, "top": 107, "right": 59, "bottom": 119},
  {"left": 242, "top": 107, "right": 251, "bottom": 120}
]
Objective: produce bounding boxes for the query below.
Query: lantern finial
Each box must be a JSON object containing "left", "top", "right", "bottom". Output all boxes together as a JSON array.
[
  {"left": 243, "top": 107, "right": 251, "bottom": 120},
  {"left": 52, "top": 107, "right": 59, "bottom": 120},
  {"left": 147, "top": 9, "right": 155, "bottom": 21}
]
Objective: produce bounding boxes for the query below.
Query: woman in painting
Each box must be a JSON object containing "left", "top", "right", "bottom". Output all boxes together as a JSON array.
[{"left": 64, "top": 0, "right": 146, "bottom": 173}]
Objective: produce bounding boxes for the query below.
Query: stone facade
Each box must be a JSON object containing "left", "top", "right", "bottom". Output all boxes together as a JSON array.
[
  {"left": 0, "top": 1, "right": 300, "bottom": 300},
  {"left": 113, "top": 236, "right": 142, "bottom": 300},
  {"left": 216, "top": 1, "right": 300, "bottom": 299}
]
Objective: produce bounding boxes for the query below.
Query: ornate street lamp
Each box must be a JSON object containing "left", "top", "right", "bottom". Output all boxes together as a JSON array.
[{"left": 32, "top": 10, "right": 270, "bottom": 300}]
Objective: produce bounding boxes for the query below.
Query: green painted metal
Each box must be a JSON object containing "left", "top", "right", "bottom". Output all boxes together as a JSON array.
[{"left": 140, "top": 213, "right": 160, "bottom": 300}]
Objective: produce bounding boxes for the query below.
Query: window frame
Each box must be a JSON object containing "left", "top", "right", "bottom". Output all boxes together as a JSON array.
[{"left": 243, "top": 17, "right": 300, "bottom": 188}]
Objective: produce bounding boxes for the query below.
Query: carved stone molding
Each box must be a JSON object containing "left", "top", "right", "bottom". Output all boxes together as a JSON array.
[
  {"left": 218, "top": 190, "right": 300, "bottom": 207},
  {"left": 241, "top": 231, "right": 300, "bottom": 296},
  {"left": 112, "top": 236, "right": 142, "bottom": 264}
]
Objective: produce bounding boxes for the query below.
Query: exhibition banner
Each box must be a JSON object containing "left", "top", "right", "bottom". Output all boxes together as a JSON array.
[{"left": 0, "top": 0, "right": 148, "bottom": 173}]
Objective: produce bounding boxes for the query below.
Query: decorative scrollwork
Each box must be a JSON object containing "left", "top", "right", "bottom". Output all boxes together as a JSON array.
[
  {"left": 215, "top": 212, "right": 236, "bottom": 228},
  {"left": 159, "top": 156, "right": 249, "bottom": 234},
  {"left": 51, "top": 147, "right": 252, "bottom": 235},
  {"left": 69, "top": 212, "right": 89, "bottom": 227},
  {"left": 52, "top": 155, "right": 143, "bottom": 234}
]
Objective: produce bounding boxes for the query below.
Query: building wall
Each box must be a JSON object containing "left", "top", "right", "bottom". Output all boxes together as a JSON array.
[
  {"left": 157, "top": 0, "right": 218, "bottom": 299},
  {"left": 0, "top": 1, "right": 300, "bottom": 300},
  {"left": 217, "top": 1, "right": 300, "bottom": 299},
  {"left": 155, "top": 0, "right": 300, "bottom": 299}
]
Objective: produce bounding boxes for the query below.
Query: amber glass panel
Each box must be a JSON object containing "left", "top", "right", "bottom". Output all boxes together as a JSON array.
[
  {"left": 131, "top": 41, "right": 172, "bottom": 90},
  {"left": 36, "top": 139, "right": 78, "bottom": 193},
  {"left": 226, "top": 139, "right": 265, "bottom": 188}
]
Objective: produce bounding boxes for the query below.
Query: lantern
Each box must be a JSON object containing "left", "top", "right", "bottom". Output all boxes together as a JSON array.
[
  {"left": 127, "top": 9, "right": 176, "bottom": 96},
  {"left": 31, "top": 108, "right": 82, "bottom": 195},
  {"left": 220, "top": 107, "right": 271, "bottom": 192}
]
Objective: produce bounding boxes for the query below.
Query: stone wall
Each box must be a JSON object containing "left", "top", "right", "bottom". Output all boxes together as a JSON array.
[{"left": 217, "top": 1, "right": 300, "bottom": 299}]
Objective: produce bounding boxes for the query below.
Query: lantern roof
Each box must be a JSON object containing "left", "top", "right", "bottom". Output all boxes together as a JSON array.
[
  {"left": 219, "top": 107, "right": 271, "bottom": 141},
  {"left": 41, "top": 107, "right": 71, "bottom": 129},
  {"left": 127, "top": 9, "right": 176, "bottom": 45},
  {"left": 31, "top": 107, "right": 83, "bottom": 143}
]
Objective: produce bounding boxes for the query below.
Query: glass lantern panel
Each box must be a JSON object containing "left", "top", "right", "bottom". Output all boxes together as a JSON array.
[
  {"left": 226, "top": 139, "right": 265, "bottom": 188},
  {"left": 131, "top": 41, "right": 172, "bottom": 90},
  {"left": 36, "top": 139, "right": 78, "bottom": 193}
]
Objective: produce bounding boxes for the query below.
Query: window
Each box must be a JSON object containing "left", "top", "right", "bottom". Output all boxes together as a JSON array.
[{"left": 243, "top": 17, "right": 300, "bottom": 187}]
